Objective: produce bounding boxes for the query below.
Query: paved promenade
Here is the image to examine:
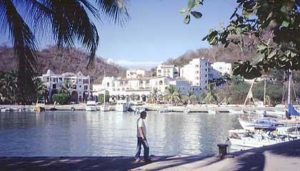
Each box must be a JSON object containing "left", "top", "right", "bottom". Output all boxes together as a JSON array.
[{"left": 1, "top": 140, "right": 300, "bottom": 171}]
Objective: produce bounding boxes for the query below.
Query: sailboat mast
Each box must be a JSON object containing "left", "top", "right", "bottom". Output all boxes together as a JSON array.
[
  {"left": 288, "top": 70, "right": 292, "bottom": 105},
  {"left": 263, "top": 78, "right": 266, "bottom": 105}
]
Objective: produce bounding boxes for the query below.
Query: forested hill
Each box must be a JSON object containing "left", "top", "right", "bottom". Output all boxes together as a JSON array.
[
  {"left": 164, "top": 43, "right": 256, "bottom": 66},
  {"left": 0, "top": 46, "right": 125, "bottom": 83}
]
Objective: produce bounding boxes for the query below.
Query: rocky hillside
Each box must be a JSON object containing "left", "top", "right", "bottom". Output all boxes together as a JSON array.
[{"left": 0, "top": 46, "right": 125, "bottom": 83}]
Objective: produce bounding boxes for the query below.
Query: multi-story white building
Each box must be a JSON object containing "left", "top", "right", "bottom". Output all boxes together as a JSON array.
[
  {"left": 40, "top": 69, "right": 90, "bottom": 103},
  {"left": 93, "top": 76, "right": 173, "bottom": 102},
  {"left": 156, "top": 64, "right": 179, "bottom": 78},
  {"left": 211, "top": 62, "right": 232, "bottom": 76},
  {"left": 126, "top": 69, "right": 146, "bottom": 79},
  {"left": 169, "top": 79, "right": 201, "bottom": 96},
  {"left": 180, "top": 58, "right": 209, "bottom": 90}
]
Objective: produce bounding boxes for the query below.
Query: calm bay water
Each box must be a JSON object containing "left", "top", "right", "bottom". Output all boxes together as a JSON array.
[{"left": 0, "top": 111, "right": 241, "bottom": 156}]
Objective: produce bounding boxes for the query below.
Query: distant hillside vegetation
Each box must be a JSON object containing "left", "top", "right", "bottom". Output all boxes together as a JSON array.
[
  {"left": 164, "top": 41, "right": 256, "bottom": 66},
  {"left": 0, "top": 46, "right": 125, "bottom": 83}
]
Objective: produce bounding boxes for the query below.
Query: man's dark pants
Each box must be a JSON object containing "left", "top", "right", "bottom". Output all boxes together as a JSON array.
[{"left": 135, "top": 137, "right": 149, "bottom": 160}]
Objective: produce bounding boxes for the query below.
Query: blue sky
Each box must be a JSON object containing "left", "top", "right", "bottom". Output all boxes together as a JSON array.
[
  {"left": 0, "top": 0, "right": 237, "bottom": 69},
  {"left": 97, "top": 0, "right": 236, "bottom": 68}
]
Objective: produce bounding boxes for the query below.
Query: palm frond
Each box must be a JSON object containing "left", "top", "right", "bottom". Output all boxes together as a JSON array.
[
  {"left": 44, "top": 0, "right": 99, "bottom": 68},
  {"left": 96, "top": 0, "right": 129, "bottom": 24},
  {"left": 1, "top": 0, "right": 38, "bottom": 104}
]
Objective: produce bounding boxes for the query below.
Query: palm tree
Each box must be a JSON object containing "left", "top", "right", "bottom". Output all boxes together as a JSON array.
[
  {"left": 33, "top": 77, "right": 48, "bottom": 102},
  {"left": 148, "top": 88, "right": 159, "bottom": 104},
  {"left": 203, "top": 83, "right": 218, "bottom": 104},
  {"left": 183, "top": 91, "right": 197, "bottom": 104},
  {"left": 0, "top": 71, "right": 18, "bottom": 104},
  {"left": 0, "top": 0, "right": 128, "bottom": 104},
  {"left": 165, "top": 85, "right": 181, "bottom": 105}
]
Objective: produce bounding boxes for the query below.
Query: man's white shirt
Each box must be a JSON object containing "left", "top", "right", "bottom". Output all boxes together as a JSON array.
[{"left": 137, "top": 118, "right": 146, "bottom": 138}]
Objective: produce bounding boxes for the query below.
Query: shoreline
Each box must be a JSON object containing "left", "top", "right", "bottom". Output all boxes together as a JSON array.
[
  {"left": 0, "top": 140, "right": 299, "bottom": 170},
  {"left": 0, "top": 103, "right": 294, "bottom": 113}
]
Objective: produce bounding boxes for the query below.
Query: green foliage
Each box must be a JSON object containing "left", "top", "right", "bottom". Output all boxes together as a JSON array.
[
  {"left": 165, "top": 85, "right": 181, "bottom": 105},
  {"left": 0, "top": 1, "right": 128, "bottom": 103},
  {"left": 216, "top": 75, "right": 250, "bottom": 104},
  {"left": 203, "top": 84, "right": 218, "bottom": 104},
  {"left": 52, "top": 93, "right": 70, "bottom": 105},
  {"left": 181, "top": 0, "right": 203, "bottom": 24},
  {"left": 185, "top": 0, "right": 300, "bottom": 78},
  {"left": 0, "top": 71, "right": 18, "bottom": 104},
  {"left": 98, "top": 91, "right": 109, "bottom": 104},
  {"left": 182, "top": 91, "right": 198, "bottom": 104}
]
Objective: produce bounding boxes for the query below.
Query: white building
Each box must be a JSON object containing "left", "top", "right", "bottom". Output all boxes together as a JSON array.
[
  {"left": 40, "top": 69, "right": 90, "bottom": 103},
  {"left": 211, "top": 62, "right": 232, "bottom": 76},
  {"left": 126, "top": 69, "right": 146, "bottom": 79},
  {"left": 93, "top": 76, "right": 173, "bottom": 102},
  {"left": 156, "top": 64, "right": 179, "bottom": 78},
  {"left": 180, "top": 58, "right": 209, "bottom": 90},
  {"left": 169, "top": 79, "right": 201, "bottom": 96}
]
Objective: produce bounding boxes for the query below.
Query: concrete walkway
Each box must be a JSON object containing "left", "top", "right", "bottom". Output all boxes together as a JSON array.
[{"left": 1, "top": 140, "right": 300, "bottom": 171}]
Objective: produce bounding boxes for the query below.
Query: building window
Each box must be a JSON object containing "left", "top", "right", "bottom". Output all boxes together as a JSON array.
[
  {"left": 205, "top": 74, "right": 207, "bottom": 77},
  {"left": 195, "top": 65, "right": 199, "bottom": 67},
  {"left": 107, "top": 82, "right": 110, "bottom": 87},
  {"left": 84, "top": 85, "right": 88, "bottom": 90},
  {"left": 53, "top": 84, "right": 56, "bottom": 89}
]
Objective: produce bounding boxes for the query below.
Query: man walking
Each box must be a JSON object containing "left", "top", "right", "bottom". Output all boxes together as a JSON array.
[{"left": 135, "top": 111, "right": 151, "bottom": 163}]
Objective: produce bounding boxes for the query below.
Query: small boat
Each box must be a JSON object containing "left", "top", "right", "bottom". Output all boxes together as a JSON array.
[
  {"left": 208, "top": 109, "right": 216, "bottom": 115},
  {"left": 229, "top": 130, "right": 283, "bottom": 151},
  {"left": 85, "top": 100, "right": 98, "bottom": 111},
  {"left": 158, "top": 106, "right": 171, "bottom": 113},
  {"left": 115, "top": 101, "right": 129, "bottom": 112},
  {"left": 184, "top": 108, "right": 190, "bottom": 114},
  {"left": 35, "top": 106, "right": 45, "bottom": 112},
  {"left": 100, "top": 105, "right": 110, "bottom": 112},
  {"left": 0, "top": 108, "right": 7, "bottom": 112},
  {"left": 228, "top": 109, "right": 244, "bottom": 114},
  {"left": 238, "top": 118, "right": 282, "bottom": 131}
]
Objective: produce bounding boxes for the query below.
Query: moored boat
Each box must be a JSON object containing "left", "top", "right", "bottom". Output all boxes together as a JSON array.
[{"left": 85, "top": 100, "right": 98, "bottom": 111}]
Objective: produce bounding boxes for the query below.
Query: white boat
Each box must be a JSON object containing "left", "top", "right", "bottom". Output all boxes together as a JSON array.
[
  {"left": 85, "top": 100, "right": 98, "bottom": 111},
  {"left": 238, "top": 117, "right": 281, "bottom": 131},
  {"left": 183, "top": 108, "right": 191, "bottom": 114},
  {"left": 228, "top": 129, "right": 292, "bottom": 151},
  {"left": 208, "top": 109, "right": 216, "bottom": 115},
  {"left": 115, "top": 101, "right": 129, "bottom": 112},
  {"left": 100, "top": 105, "right": 110, "bottom": 112},
  {"left": 228, "top": 109, "right": 244, "bottom": 114},
  {"left": 159, "top": 106, "right": 170, "bottom": 113},
  {"left": 255, "top": 109, "right": 285, "bottom": 117}
]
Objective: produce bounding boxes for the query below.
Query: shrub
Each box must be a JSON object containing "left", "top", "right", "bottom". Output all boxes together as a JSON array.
[{"left": 52, "top": 93, "right": 70, "bottom": 105}]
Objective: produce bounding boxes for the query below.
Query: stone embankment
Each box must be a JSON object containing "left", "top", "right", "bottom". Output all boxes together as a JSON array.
[
  {"left": 0, "top": 103, "right": 298, "bottom": 113},
  {"left": 0, "top": 140, "right": 299, "bottom": 170}
]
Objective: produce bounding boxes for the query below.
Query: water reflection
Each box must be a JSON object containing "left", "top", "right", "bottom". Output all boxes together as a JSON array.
[{"left": 0, "top": 111, "right": 240, "bottom": 156}]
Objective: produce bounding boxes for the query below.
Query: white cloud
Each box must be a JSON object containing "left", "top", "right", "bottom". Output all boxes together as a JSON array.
[{"left": 108, "top": 59, "right": 162, "bottom": 69}]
